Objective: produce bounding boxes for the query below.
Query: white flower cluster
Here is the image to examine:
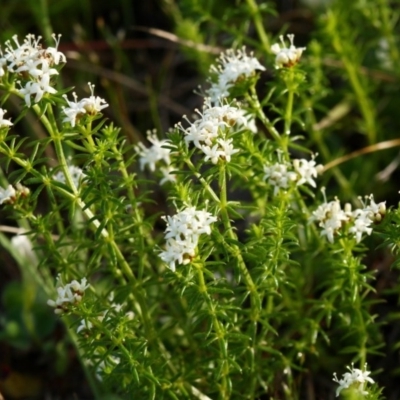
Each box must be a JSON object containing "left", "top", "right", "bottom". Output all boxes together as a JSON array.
[
  {"left": 0, "top": 108, "right": 13, "bottom": 128},
  {"left": 53, "top": 164, "right": 86, "bottom": 188},
  {"left": 333, "top": 364, "right": 374, "bottom": 397},
  {"left": 0, "top": 183, "right": 30, "bottom": 206},
  {"left": 62, "top": 83, "right": 108, "bottom": 127},
  {"left": 310, "top": 194, "right": 386, "bottom": 243},
  {"left": 263, "top": 157, "right": 322, "bottom": 195},
  {"left": 159, "top": 207, "right": 217, "bottom": 271},
  {"left": 0, "top": 184, "right": 16, "bottom": 205},
  {"left": 179, "top": 100, "right": 246, "bottom": 164},
  {"left": 47, "top": 275, "right": 89, "bottom": 314},
  {"left": 207, "top": 47, "right": 266, "bottom": 103},
  {"left": 135, "top": 130, "right": 175, "bottom": 185},
  {"left": 0, "top": 34, "right": 66, "bottom": 106},
  {"left": 271, "top": 34, "right": 306, "bottom": 69}
]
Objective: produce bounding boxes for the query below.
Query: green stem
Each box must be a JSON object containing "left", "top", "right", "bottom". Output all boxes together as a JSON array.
[
  {"left": 35, "top": 0, "right": 53, "bottom": 42},
  {"left": 185, "top": 158, "right": 220, "bottom": 204},
  {"left": 283, "top": 70, "right": 295, "bottom": 137},
  {"left": 219, "top": 163, "right": 260, "bottom": 314},
  {"left": 218, "top": 163, "right": 260, "bottom": 398},
  {"left": 247, "top": 88, "right": 281, "bottom": 142},
  {"left": 195, "top": 263, "right": 230, "bottom": 400},
  {"left": 341, "top": 241, "right": 367, "bottom": 366},
  {"left": 326, "top": 11, "right": 377, "bottom": 144},
  {"left": 111, "top": 143, "right": 153, "bottom": 279},
  {"left": 245, "top": 0, "right": 271, "bottom": 53}
]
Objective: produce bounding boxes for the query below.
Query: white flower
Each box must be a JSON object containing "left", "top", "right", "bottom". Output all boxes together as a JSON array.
[
  {"left": 0, "top": 51, "right": 6, "bottom": 77},
  {"left": 135, "top": 131, "right": 175, "bottom": 185},
  {"left": 346, "top": 195, "right": 386, "bottom": 242},
  {"left": 160, "top": 166, "right": 176, "bottom": 185},
  {"left": 207, "top": 47, "right": 265, "bottom": 103},
  {"left": 271, "top": 34, "right": 306, "bottom": 68},
  {"left": 44, "top": 34, "right": 67, "bottom": 66},
  {"left": 333, "top": 364, "right": 374, "bottom": 397},
  {"left": 3, "top": 34, "right": 42, "bottom": 71},
  {"left": 163, "top": 207, "right": 217, "bottom": 240},
  {"left": 135, "top": 131, "right": 171, "bottom": 172},
  {"left": 184, "top": 121, "right": 214, "bottom": 148},
  {"left": 207, "top": 81, "right": 231, "bottom": 104},
  {"left": 160, "top": 207, "right": 217, "bottom": 271},
  {"left": 2, "top": 34, "right": 66, "bottom": 71},
  {"left": 263, "top": 163, "right": 298, "bottom": 195},
  {"left": 19, "top": 73, "right": 57, "bottom": 107},
  {"left": 77, "top": 319, "right": 93, "bottom": 334},
  {"left": 69, "top": 277, "right": 89, "bottom": 296},
  {"left": 159, "top": 237, "right": 197, "bottom": 272},
  {"left": 263, "top": 156, "right": 322, "bottom": 195},
  {"left": 203, "top": 101, "right": 247, "bottom": 127},
  {"left": 62, "top": 83, "right": 108, "bottom": 126},
  {"left": 47, "top": 275, "right": 89, "bottom": 314},
  {"left": 16, "top": 58, "right": 57, "bottom": 79},
  {"left": 310, "top": 193, "right": 386, "bottom": 243},
  {"left": 53, "top": 164, "right": 86, "bottom": 187},
  {"left": 62, "top": 92, "right": 86, "bottom": 127},
  {"left": 80, "top": 83, "right": 108, "bottom": 115},
  {"left": 309, "top": 198, "right": 348, "bottom": 243},
  {"left": 349, "top": 209, "right": 373, "bottom": 243},
  {"left": 293, "top": 158, "right": 323, "bottom": 188},
  {"left": 0, "top": 184, "right": 16, "bottom": 205},
  {"left": 178, "top": 99, "right": 242, "bottom": 164},
  {"left": 1, "top": 34, "right": 66, "bottom": 107},
  {"left": 217, "top": 138, "right": 239, "bottom": 162},
  {"left": 0, "top": 108, "right": 13, "bottom": 128},
  {"left": 364, "top": 195, "right": 386, "bottom": 222},
  {"left": 202, "top": 144, "right": 223, "bottom": 164}
]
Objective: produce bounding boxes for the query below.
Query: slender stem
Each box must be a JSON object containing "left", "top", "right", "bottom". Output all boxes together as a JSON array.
[
  {"left": 218, "top": 163, "right": 260, "bottom": 398},
  {"left": 111, "top": 142, "right": 153, "bottom": 279},
  {"left": 185, "top": 158, "right": 220, "bottom": 204},
  {"left": 247, "top": 88, "right": 281, "bottom": 142},
  {"left": 195, "top": 263, "right": 230, "bottom": 400},
  {"left": 245, "top": 0, "right": 271, "bottom": 53},
  {"left": 341, "top": 242, "right": 367, "bottom": 366},
  {"left": 37, "top": 0, "right": 53, "bottom": 42},
  {"left": 283, "top": 69, "right": 295, "bottom": 138},
  {"left": 326, "top": 11, "right": 377, "bottom": 144},
  {"left": 219, "top": 163, "right": 260, "bottom": 314}
]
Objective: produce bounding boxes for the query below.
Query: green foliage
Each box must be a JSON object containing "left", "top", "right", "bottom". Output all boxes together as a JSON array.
[{"left": 1, "top": 0, "right": 400, "bottom": 399}]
